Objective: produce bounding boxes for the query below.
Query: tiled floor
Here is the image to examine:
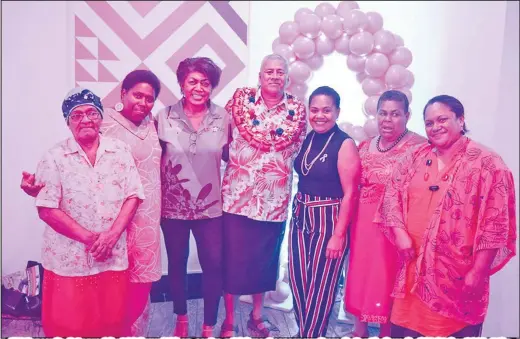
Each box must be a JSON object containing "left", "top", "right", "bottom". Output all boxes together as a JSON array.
[{"left": 1, "top": 297, "right": 379, "bottom": 337}]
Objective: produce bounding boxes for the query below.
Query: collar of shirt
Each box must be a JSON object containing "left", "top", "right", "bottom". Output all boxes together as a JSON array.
[
  {"left": 106, "top": 108, "right": 151, "bottom": 140},
  {"left": 63, "top": 135, "right": 117, "bottom": 161},
  {"left": 254, "top": 87, "right": 288, "bottom": 112},
  {"left": 167, "top": 100, "right": 221, "bottom": 132}
]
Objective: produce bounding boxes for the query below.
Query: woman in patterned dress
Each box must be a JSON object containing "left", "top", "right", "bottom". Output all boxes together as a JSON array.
[
  {"left": 376, "top": 94, "right": 516, "bottom": 337},
  {"left": 345, "top": 90, "right": 426, "bottom": 337},
  {"left": 21, "top": 70, "right": 163, "bottom": 336}
]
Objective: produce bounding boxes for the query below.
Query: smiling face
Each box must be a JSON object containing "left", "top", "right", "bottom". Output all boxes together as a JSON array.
[
  {"left": 309, "top": 94, "right": 339, "bottom": 134},
  {"left": 181, "top": 71, "right": 212, "bottom": 108},
  {"left": 376, "top": 100, "right": 409, "bottom": 142},
  {"left": 121, "top": 82, "right": 156, "bottom": 123},
  {"left": 424, "top": 102, "right": 464, "bottom": 149},
  {"left": 259, "top": 58, "right": 288, "bottom": 96},
  {"left": 67, "top": 104, "right": 102, "bottom": 143}
]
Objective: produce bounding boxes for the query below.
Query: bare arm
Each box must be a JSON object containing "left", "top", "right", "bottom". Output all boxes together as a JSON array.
[
  {"left": 37, "top": 207, "right": 97, "bottom": 247},
  {"left": 326, "top": 139, "right": 361, "bottom": 259}
]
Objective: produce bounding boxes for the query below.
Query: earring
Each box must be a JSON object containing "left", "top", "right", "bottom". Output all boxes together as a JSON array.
[{"left": 115, "top": 102, "right": 124, "bottom": 112}]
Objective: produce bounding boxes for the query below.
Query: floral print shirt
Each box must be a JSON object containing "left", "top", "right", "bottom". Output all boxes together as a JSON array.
[
  {"left": 35, "top": 136, "right": 145, "bottom": 277},
  {"left": 375, "top": 137, "right": 517, "bottom": 324},
  {"left": 222, "top": 87, "right": 307, "bottom": 222},
  {"left": 157, "top": 100, "right": 229, "bottom": 220}
]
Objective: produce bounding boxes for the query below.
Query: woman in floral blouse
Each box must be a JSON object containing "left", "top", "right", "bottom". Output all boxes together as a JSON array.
[
  {"left": 220, "top": 54, "right": 307, "bottom": 337},
  {"left": 376, "top": 94, "right": 517, "bottom": 337},
  {"left": 34, "top": 88, "right": 144, "bottom": 337},
  {"left": 156, "top": 57, "right": 229, "bottom": 338}
]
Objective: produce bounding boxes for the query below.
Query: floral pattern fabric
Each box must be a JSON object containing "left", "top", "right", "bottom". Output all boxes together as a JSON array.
[
  {"left": 222, "top": 87, "right": 307, "bottom": 222},
  {"left": 100, "top": 108, "right": 162, "bottom": 283},
  {"left": 157, "top": 101, "right": 229, "bottom": 220},
  {"left": 34, "top": 136, "right": 145, "bottom": 277},
  {"left": 374, "top": 136, "right": 517, "bottom": 325}
]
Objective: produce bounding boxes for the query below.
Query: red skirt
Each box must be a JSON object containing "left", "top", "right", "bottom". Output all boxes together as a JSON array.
[{"left": 42, "top": 269, "right": 129, "bottom": 337}]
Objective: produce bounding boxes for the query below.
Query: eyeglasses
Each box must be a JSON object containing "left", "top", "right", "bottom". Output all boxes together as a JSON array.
[
  {"left": 189, "top": 132, "right": 197, "bottom": 154},
  {"left": 69, "top": 111, "right": 101, "bottom": 122}
]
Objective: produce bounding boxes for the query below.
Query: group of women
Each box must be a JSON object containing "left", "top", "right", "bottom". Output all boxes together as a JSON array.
[{"left": 20, "top": 52, "right": 516, "bottom": 338}]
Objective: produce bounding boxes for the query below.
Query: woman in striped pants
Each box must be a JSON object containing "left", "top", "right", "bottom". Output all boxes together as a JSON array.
[{"left": 289, "top": 86, "right": 361, "bottom": 337}]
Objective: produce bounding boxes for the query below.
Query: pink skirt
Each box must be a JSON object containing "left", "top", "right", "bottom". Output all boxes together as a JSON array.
[
  {"left": 42, "top": 269, "right": 129, "bottom": 337},
  {"left": 344, "top": 198, "right": 398, "bottom": 323}
]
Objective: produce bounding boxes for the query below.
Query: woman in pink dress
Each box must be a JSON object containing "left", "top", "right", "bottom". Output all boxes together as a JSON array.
[
  {"left": 344, "top": 90, "right": 426, "bottom": 336},
  {"left": 21, "top": 70, "right": 162, "bottom": 336}
]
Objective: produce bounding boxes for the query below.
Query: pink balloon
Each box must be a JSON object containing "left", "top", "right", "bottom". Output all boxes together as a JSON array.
[
  {"left": 356, "top": 72, "right": 368, "bottom": 83},
  {"left": 404, "top": 70, "right": 415, "bottom": 88},
  {"left": 351, "top": 125, "right": 368, "bottom": 142},
  {"left": 347, "top": 54, "right": 367, "bottom": 73},
  {"left": 294, "top": 8, "right": 314, "bottom": 23},
  {"left": 363, "top": 117, "right": 379, "bottom": 137},
  {"left": 389, "top": 46, "right": 413, "bottom": 67},
  {"left": 365, "top": 12, "right": 384, "bottom": 34},
  {"left": 393, "top": 34, "right": 404, "bottom": 47},
  {"left": 374, "top": 30, "right": 396, "bottom": 54},
  {"left": 364, "top": 96, "right": 380, "bottom": 116},
  {"left": 384, "top": 64, "right": 408, "bottom": 89},
  {"left": 272, "top": 37, "right": 281, "bottom": 51},
  {"left": 336, "top": 1, "right": 360, "bottom": 19},
  {"left": 273, "top": 44, "right": 296, "bottom": 63},
  {"left": 315, "top": 34, "right": 335, "bottom": 56},
  {"left": 287, "top": 83, "right": 308, "bottom": 99},
  {"left": 315, "top": 2, "right": 336, "bottom": 18},
  {"left": 362, "top": 77, "right": 386, "bottom": 96},
  {"left": 335, "top": 34, "right": 351, "bottom": 55},
  {"left": 289, "top": 60, "right": 311, "bottom": 84},
  {"left": 394, "top": 88, "right": 412, "bottom": 103},
  {"left": 298, "top": 13, "right": 321, "bottom": 39},
  {"left": 321, "top": 14, "right": 343, "bottom": 40},
  {"left": 365, "top": 52, "right": 390, "bottom": 77},
  {"left": 305, "top": 54, "right": 324, "bottom": 70},
  {"left": 343, "top": 9, "right": 368, "bottom": 35},
  {"left": 349, "top": 31, "right": 374, "bottom": 56},
  {"left": 339, "top": 121, "right": 354, "bottom": 135},
  {"left": 292, "top": 35, "right": 316, "bottom": 59},
  {"left": 279, "top": 21, "right": 300, "bottom": 45}
]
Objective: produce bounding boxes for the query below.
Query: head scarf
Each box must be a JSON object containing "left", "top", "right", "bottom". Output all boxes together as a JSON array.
[{"left": 61, "top": 87, "right": 103, "bottom": 121}]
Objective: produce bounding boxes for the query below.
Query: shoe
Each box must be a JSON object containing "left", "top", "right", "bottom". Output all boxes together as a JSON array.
[
  {"left": 219, "top": 322, "right": 238, "bottom": 338},
  {"left": 201, "top": 324, "right": 214, "bottom": 338},
  {"left": 173, "top": 318, "right": 189, "bottom": 337},
  {"left": 247, "top": 311, "right": 279, "bottom": 337}
]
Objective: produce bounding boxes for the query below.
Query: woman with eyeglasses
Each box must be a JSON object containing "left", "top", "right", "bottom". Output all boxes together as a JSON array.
[
  {"left": 155, "top": 57, "right": 229, "bottom": 338},
  {"left": 21, "top": 70, "right": 163, "bottom": 336},
  {"left": 32, "top": 88, "right": 144, "bottom": 337}
]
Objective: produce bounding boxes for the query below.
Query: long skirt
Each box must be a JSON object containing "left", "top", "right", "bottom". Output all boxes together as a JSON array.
[{"left": 42, "top": 269, "right": 129, "bottom": 337}]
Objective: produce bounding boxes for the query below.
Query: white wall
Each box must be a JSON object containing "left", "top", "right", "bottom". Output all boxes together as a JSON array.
[{"left": 2, "top": 1, "right": 518, "bottom": 336}]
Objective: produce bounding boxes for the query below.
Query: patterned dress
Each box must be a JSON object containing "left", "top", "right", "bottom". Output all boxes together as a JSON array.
[{"left": 345, "top": 132, "right": 426, "bottom": 323}]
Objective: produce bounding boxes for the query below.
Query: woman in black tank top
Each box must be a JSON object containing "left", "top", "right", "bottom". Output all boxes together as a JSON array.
[{"left": 288, "top": 86, "right": 362, "bottom": 337}]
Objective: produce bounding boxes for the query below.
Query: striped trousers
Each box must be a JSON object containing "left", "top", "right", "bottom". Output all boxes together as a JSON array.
[{"left": 288, "top": 192, "right": 349, "bottom": 337}]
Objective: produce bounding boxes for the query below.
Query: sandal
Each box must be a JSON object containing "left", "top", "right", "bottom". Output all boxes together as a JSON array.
[
  {"left": 219, "top": 322, "right": 238, "bottom": 338},
  {"left": 173, "top": 318, "right": 189, "bottom": 337},
  {"left": 201, "top": 324, "right": 214, "bottom": 338},
  {"left": 247, "top": 311, "right": 279, "bottom": 337}
]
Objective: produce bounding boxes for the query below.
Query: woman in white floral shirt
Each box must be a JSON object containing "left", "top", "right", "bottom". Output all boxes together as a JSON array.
[{"left": 33, "top": 88, "right": 144, "bottom": 337}]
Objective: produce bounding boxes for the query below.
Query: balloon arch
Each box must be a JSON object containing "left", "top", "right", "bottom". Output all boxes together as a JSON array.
[{"left": 272, "top": 1, "right": 415, "bottom": 142}]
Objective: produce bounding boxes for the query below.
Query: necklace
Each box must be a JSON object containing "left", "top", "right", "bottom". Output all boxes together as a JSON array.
[
  {"left": 300, "top": 131, "right": 335, "bottom": 176},
  {"left": 376, "top": 129, "right": 409, "bottom": 152}
]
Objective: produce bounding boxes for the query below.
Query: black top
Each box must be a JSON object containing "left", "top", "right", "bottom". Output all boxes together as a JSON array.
[{"left": 294, "top": 124, "right": 351, "bottom": 198}]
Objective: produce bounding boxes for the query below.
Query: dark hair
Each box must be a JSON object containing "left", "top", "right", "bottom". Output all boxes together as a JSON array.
[
  {"left": 121, "top": 70, "right": 161, "bottom": 99},
  {"left": 377, "top": 90, "right": 409, "bottom": 113},
  {"left": 176, "top": 57, "right": 222, "bottom": 89},
  {"left": 423, "top": 95, "right": 469, "bottom": 134},
  {"left": 308, "top": 86, "right": 341, "bottom": 109}
]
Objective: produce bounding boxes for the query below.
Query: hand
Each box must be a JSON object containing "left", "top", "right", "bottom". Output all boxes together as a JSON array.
[
  {"left": 326, "top": 234, "right": 346, "bottom": 259},
  {"left": 89, "top": 230, "right": 120, "bottom": 261},
  {"left": 20, "top": 171, "right": 44, "bottom": 197},
  {"left": 394, "top": 228, "right": 415, "bottom": 262},
  {"left": 463, "top": 267, "right": 487, "bottom": 295}
]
